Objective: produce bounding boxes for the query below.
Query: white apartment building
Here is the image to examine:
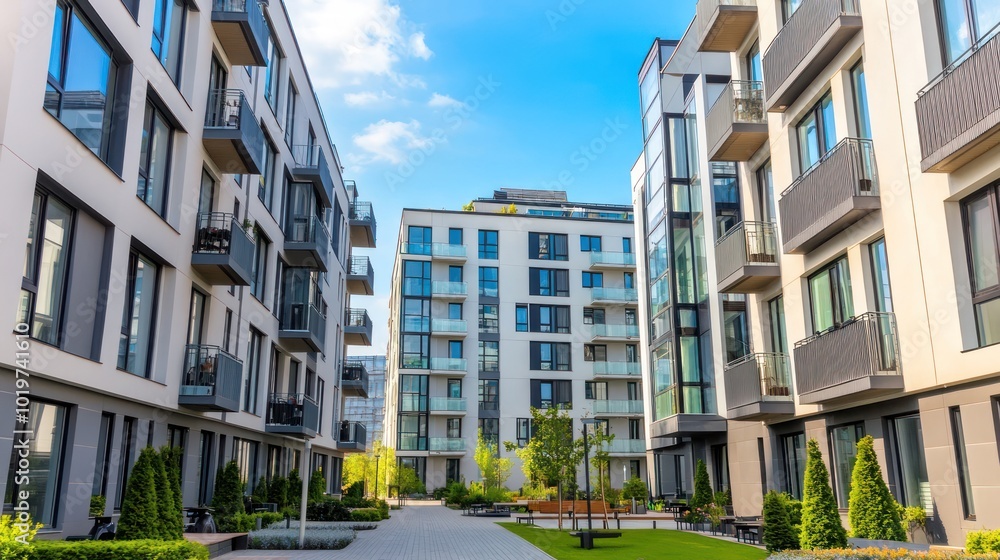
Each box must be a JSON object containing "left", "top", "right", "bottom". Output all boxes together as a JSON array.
[
  {"left": 383, "top": 189, "right": 645, "bottom": 491},
  {"left": 0, "top": 0, "right": 375, "bottom": 536}
]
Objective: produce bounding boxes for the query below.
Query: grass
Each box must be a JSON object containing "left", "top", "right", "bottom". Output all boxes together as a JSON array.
[{"left": 499, "top": 523, "right": 768, "bottom": 560}]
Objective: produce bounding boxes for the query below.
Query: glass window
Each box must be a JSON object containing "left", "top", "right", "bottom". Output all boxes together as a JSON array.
[
  {"left": 797, "top": 91, "right": 836, "bottom": 172},
  {"left": 768, "top": 295, "right": 788, "bottom": 354},
  {"left": 4, "top": 401, "right": 68, "bottom": 527},
  {"left": 264, "top": 34, "right": 282, "bottom": 112},
  {"left": 18, "top": 191, "right": 73, "bottom": 346},
  {"left": 398, "top": 414, "right": 427, "bottom": 451},
  {"left": 870, "top": 238, "right": 893, "bottom": 312},
  {"left": 782, "top": 433, "right": 807, "bottom": 499},
  {"left": 532, "top": 342, "right": 571, "bottom": 371},
  {"left": 585, "top": 381, "right": 608, "bottom": 400},
  {"left": 448, "top": 302, "right": 462, "bottom": 320},
  {"left": 447, "top": 419, "right": 461, "bottom": 439},
  {"left": 448, "top": 265, "right": 463, "bottom": 283},
  {"left": 244, "top": 328, "right": 262, "bottom": 413},
  {"left": 746, "top": 41, "right": 762, "bottom": 82},
  {"left": 449, "top": 228, "right": 463, "bottom": 245},
  {"left": 962, "top": 185, "right": 1000, "bottom": 346},
  {"left": 516, "top": 418, "right": 534, "bottom": 446},
  {"left": 580, "top": 235, "right": 602, "bottom": 252},
  {"left": 724, "top": 307, "right": 750, "bottom": 363},
  {"left": 478, "top": 304, "right": 499, "bottom": 334},
  {"left": 250, "top": 229, "right": 269, "bottom": 300},
  {"left": 515, "top": 304, "right": 528, "bottom": 332},
  {"left": 448, "top": 340, "right": 463, "bottom": 359},
  {"left": 529, "top": 233, "right": 569, "bottom": 260},
  {"left": 951, "top": 407, "right": 976, "bottom": 518},
  {"left": 830, "top": 423, "right": 865, "bottom": 507},
  {"left": 937, "top": 0, "right": 1000, "bottom": 66},
  {"left": 756, "top": 160, "right": 776, "bottom": 223},
  {"left": 479, "top": 418, "right": 500, "bottom": 448},
  {"left": 152, "top": 0, "right": 186, "bottom": 84},
  {"left": 782, "top": 0, "right": 803, "bottom": 22},
  {"left": 851, "top": 62, "right": 872, "bottom": 140},
  {"left": 258, "top": 138, "right": 277, "bottom": 211},
  {"left": 478, "top": 379, "right": 499, "bottom": 411},
  {"left": 478, "top": 340, "right": 499, "bottom": 372},
  {"left": 400, "top": 334, "right": 429, "bottom": 369},
  {"left": 808, "top": 257, "right": 854, "bottom": 333},
  {"left": 584, "top": 344, "right": 607, "bottom": 362},
  {"left": 479, "top": 267, "right": 498, "bottom": 297},
  {"left": 118, "top": 250, "right": 159, "bottom": 377},
  {"left": 407, "top": 226, "right": 432, "bottom": 255},
  {"left": 889, "top": 414, "right": 931, "bottom": 511},
  {"left": 530, "top": 268, "right": 569, "bottom": 297},
  {"left": 115, "top": 417, "right": 136, "bottom": 508},
  {"left": 584, "top": 308, "right": 605, "bottom": 325},
  {"left": 478, "top": 230, "right": 498, "bottom": 259},
  {"left": 138, "top": 100, "right": 173, "bottom": 215},
  {"left": 284, "top": 80, "right": 296, "bottom": 145},
  {"left": 582, "top": 271, "right": 603, "bottom": 288}
]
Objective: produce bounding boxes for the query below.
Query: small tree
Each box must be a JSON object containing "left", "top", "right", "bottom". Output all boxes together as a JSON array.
[
  {"left": 160, "top": 447, "right": 184, "bottom": 520},
  {"left": 474, "top": 429, "right": 512, "bottom": 491},
  {"left": 116, "top": 447, "right": 162, "bottom": 540},
  {"left": 690, "top": 459, "right": 713, "bottom": 509},
  {"left": 524, "top": 406, "right": 583, "bottom": 530},
  {"left": 308, "top": 469, "right": 327, "bottom": 504},
  {"left": 763, "top": 491, "right": 800, "bottom": 552},
  {"left": 396, "top": 466, "right": 425, "bottom": 496},
  {"left": 800, "top": 439, "right": 848, "bottom": 550},
  {"left": 588, "top": 425, "right": 615, "bottom": 526},
  {"left": 268, "top": 476, "right": 289, "bottom": 509},
  {"left": 251, "top": 477, "right": 269, "bottom": 505},
  {"left": 848, "top": 435, "right": 906, "bottom": 541},
  {"left": 152, "top": 449, "right": 183, "bottom": 540},
  {"left": 287, "top": 469, "right": 302, "bottom": 508},
  {"left": 211, "top": 461, "right": 246, "bottom": 525},
  {"left": 622, "top": 476, "right": 647, "bottom": 503}
]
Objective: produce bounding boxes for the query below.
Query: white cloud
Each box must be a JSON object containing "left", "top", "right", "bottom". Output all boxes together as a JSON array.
[
  {"left": 427, "top": 93, "right": 465, "bottom": 109},
  {"left": 408, "top": 32, "right": 433, "bottom": 60},
  {"left": 352, "top": 120, "right": 433, "bottom": 165},
  {"left": 343, "top": 90, "right": 396, "bottom": 106}
]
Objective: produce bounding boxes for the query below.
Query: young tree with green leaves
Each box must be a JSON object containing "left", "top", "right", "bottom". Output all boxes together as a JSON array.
[
  {"left": 690, "top": 459, "right": 713, "bottom": 509},
  {"left": 342, "top": 442, "right": 396, "bottom": 498},
  {"left": 474, "top": 429, "right": 512, "bottom": 491},
  {"left": 116, "top": 447, "right": 162, "bottom": 540},
  {"left": 396, "top": 465, "right": 425, "bottom": 496},
  {"left": 587, "top": 424, "right": 615, "bottom": 526},
  {"left": 763, "top": 491, "right": 800, "bottom": 552},
  {"left": 848, "top": 435, "right": 906, "bottom": 541},
  {"left": 524, "top": 406, "right": 582, "bottom": 530},
  {"left": 800, "top": 439, "right": 848, "bottom": 550}
]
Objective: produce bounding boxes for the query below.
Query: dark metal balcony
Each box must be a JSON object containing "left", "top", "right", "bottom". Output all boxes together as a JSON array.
[
  {"left": 342, "top": 362, "right": 369, "bottom": 398},
  {"left": 779, "top": 138, "right": 880, "bottom": 254},
  {"left": 762, "top": 0, "right": 862, "bottom": 112},
  {"left": 346, "top": 256, "right": 374, "bottom": 295},
  {"left": 338, "top": 421, "right": 366, "bottom": 452},
  {"left": 283, "top": 215, "right": 329, "bottom": 272},
  {"left": 707, "top": 81, "right": 768, "bottom": 161},
  {"left": 191, "top": 213, "right": 255, "bottom": 286},
  {"left": 211, "top": 0, "right": 268, "bottom": 66},
  {"left": 265, "top": 393, "right": 319, "bottom": 438},
  {"left": 178, "top": 345, "right": 242, "bottom": 412},
  {"left": 349, "top": 201, "right": 376, "bottom": 248},
  {"left": 916, "top": 27, "right": 1000, "bottom": 172},
  {"left": 794, "top": 312, "right": 903, "bottom": 405},
  {"left": 724, "top": 353, "right": 794, "bottom": 420},
  {"left": 716, "top": 221, "right": 780, "bottom": 293},
  {"left": 291, "top": 145, "right": 334, "bottom": 208},
  {"left": 203, "top": 89, "right": 265, "bottom": 174},
  {"left": 345, "top": 308, "right": 373, "bottom": 346},
  {"left": 279, "top": 299, "right": 326, "bottom": 353},
  {"left": 696, "top": 0, "right": 758, "bottom": 52}
]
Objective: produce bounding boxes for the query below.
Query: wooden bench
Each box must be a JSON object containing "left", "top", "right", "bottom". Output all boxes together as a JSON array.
[
  {"left": 520, "top": 500, "right": 575, "bottom": 525},
  {"left": 569, "top": 530, "right": 623, "bottom": 550}
]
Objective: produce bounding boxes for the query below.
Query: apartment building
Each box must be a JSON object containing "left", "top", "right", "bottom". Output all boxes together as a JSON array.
[
  {"left": 343, "top": 355, "right": 387, "bottom": 449},
  {"left": 383, "top": 189, "right": 645, "bottom": 491},
  {"left": 0, "top": 0, "right": 375, "bottom": 536},
  {"left": 632, "top": 0, "right": 1000, "bottom": 546}
]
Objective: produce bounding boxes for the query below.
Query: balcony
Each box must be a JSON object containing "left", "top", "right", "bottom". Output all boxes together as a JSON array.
[
  {"left": 211, "top": 0, "right": 268, "bottom": 66},
  {"left": 590, "top": 287, "right": 639, "bottom": 305},
  {"left": 429, "top": 397, "right": 467, "bottom": 415},
  {"left": 338, "top": 421, "right": 366, "bottom": 453},
  {"left": 431, "top": 243, "right": 467, "bottom": 261},
  {"left": 707, "top": 81, "right": 768, "bottom": 161},
  {"left": 178, "top": 345, "right": 242, "bottom": 413},
  {"left": 592, "top": 361, "right": 641, "bottom": 379},
  {"left": 724, "top": 353, "right": 794, "bottom": 420},
  {"left": 606, "top": 439, "right": 646, "bottom": 456},
  {"left": 589, "top": 252, "right": 636, "bottom": 270},
  {"left": 429, "top": 437, "right": 467, "bottom": 455},
  {"left": 762, "top": 0, "right": 862, "bottom": 112},
  {"left": 344, "top": 308, "right": 373, "bottom": 346},
  {"left": 431, "top": 281, "right": 468, "bottom": 300},
  {"left": 341, "top": 362, "right": 369, "bottom": 398},
  {"left": 431, "top": 318, "right": 467, "bottom": 337},
  {"left": 265, "top": 393, "right": 319, "bottom": 438},
  {"left": 291, "top": 145, "right": 334, "bottom": 208},
  {"left": 203, "top": 89, "right": 264, "bottom": 174},
  {"left": 794, "top": 312, "right": 903, "bottom": 405},
  {"left": 279, "top": 299, "right": 326, "bottom": 353},
  {"left": 696, "top": 0, "right": 758, "bottom": 52},
  {"left": 716, "top": 221, "right": 780, "bottom": 293},
  {"left": 590, "top": 323, "right": 640, "bottom": 341},
  {"left": 592, "top": 400, "right": 644, "bottom": 417},
  {"left": 346, "top": 256, "right": 374, "bottom": 296},
  {"left": 283, "top": 215, "right": 329, "bottom": 272},
  {"left": 349, "top": 201, "right": 377, "bottom": 248},
  {"left": 191, "top": 213, "right": 254, "bottom": 286},
  {"left": 429, "top": 357, "right": 468, "bottom": 375},
  {"left": 916, "top": 28, "right": 1000, "bottom": 172},
  {"left": 779, "top": 138, "right": 880, "bottom": 254}
]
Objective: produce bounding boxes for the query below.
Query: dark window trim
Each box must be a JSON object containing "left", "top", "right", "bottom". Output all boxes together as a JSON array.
[
  {"left": 795, "top": 90, "right": 835, "bottom": 174},
  {"left": 807, "top": 255, "right": 852, "bottom": 334},
  {"left": 950, "top": 406, "right": 977, "bottom": 520}
]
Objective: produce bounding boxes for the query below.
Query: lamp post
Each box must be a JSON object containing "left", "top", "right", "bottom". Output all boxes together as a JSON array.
[
  {"left": 373, "top": 452, "right": 382, "bottom": 500},
  {"left": 581, "top": 418, "right": 599, "bottom": 541}
]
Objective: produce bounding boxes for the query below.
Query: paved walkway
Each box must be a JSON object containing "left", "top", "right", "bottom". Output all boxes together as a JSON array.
[{"left": 216, "top": 501, "right": 554, "bottom": 560}]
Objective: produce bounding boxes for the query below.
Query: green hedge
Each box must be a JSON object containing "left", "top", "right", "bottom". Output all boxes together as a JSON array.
[
  {"left": 350, "top": 508, "right": 382, "bottom": 522},
  {"left": 30, "top": 540, "right": 208, "bottom": 560},
  {"left": 967, "top": 529, "right": 1000, "bottom": 554},
  {"left": 768, "top": 549, "right": 1000, "bottom": 560}
]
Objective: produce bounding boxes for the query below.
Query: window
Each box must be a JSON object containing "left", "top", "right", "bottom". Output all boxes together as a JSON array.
[
  {"left": 448, "top": 340, "right": 463, "bottom": 359},
  {"left": 92, "top": 413, "right": 115, "bottom": 498},
  {"left": 479, "top": 418, "right": 500, "bottom": 448},
  {"left": 400, "top": 374, "right": 428, "bottom": 412},
  {"left": 137, "top": 99, "right": 173, "bottom": 215},
  {"left": 583, "top": 308, "right": 606, "bottom": 325},
  {"left": 250, "top": 229, "right": 269, "bottom": 301},
  {"left": 449, "top": 227, "right": 463, "bottom": 245},
  {"left": 782, "top": 432, "right": 806, "bottom": 499},
  {"left": 446, "top": 418, "right": 461, "bottom": 439},
  {"left": 516, "top": 418, "right": 535, "bottom": 446},
  {"left": 152, "top": 0, "right": 186, "bottom": 84},
  {"left": 529, "top": 232, "right": 568, "bottom": 260},
  {"left": 756, "top": 160, "right": 776, "bottom": 223},
  {"left": 530, "top": 342, "right": 571, "bottom": 371},
  {"left": 478, "top": 230, "right": 498, "bottom": 259},
  {"left": 478, "top": 379, "right": 499, "bottom": 411},
  {"left": 746, "top": 40, "right": 762, "bottom": 82},
  {"left": 115, "top": 417, "right": 137, "bottom": 509},
  {"left": 768, "top": 295, "right": 788, "bottom": 353},
  {"left": 448, "top": 303, "right": 462, "bottom": 320},
  {"left": 515, "top": 304, "right": 528, "bottom": 332},
  {"left": 258, "top": 137, "right": 277, "bottom": 210},
  {"left": 712, "top": 445, "right": 730, "bottom": 492},
  {"left": 398, "top": 414, "right": 427, "bottom": 451},
  {"left": 18, "top": 191, "right": 73, "bottom": 346},
  {"left": 724, "top": 306, "right": 750, "bottom": 363},
  {"left": 829, "top": 423, "right": 865, "bottom": 507},
  {"left": 623, "top": 238, "right": 633, "bottom": 253},
  {"left": 781, "top": 0, "right": 803, "bottom": 22},
  {"left": 888, "top": 414, "right": 931, "bottom": 511},
  {"left": 529, "top": 268, "right": 569, "bottom": 296},
  {"left": 401, "top": 334, "right": 429, "bottom": 369},
  {"left": 118, "top": 250, "right": 159, "bottom": 376},
  {"left": 398, "top": 457, "right": 426, "bottom": 483},
  {"left": 624, "top": 272, "right": 635, "bottom": 289},
  {"left": 403, "top": 260, "right": 431, "bottom": 297},
  {"left": 584, "top": 344, "right": 607, "bottom": 362},
  {"left": 582, "top": 271, "right": 603, "bottom": 288},
  {"left": 478, "top": 340, "right": 499, "bottom": 372},
  {"left": 446, "top": 459, "right": 460, "bottom": 483},
  {"left": 585, "top": 381, "right": 608, "bottom": 400},
  {"left": 479, "top": 266, "right": 498, "bottom": 297},
  {"left": 797, "top": 91, "right": 836, "bottom": 172},
  {"left": 222, "top": 308, "right": 233, "bottom": 352},
  {"left": 264, "top": 34, "right": 282, "bottom": 112},
  {"left": 45, "top": 1, "right": 121, "bottom": 161},
  {"left": 284, "top": 80, "right": 297, "bottom": 145},
  {"left": 629, "top": 460, "right": 641, "bottom": 479},
  {"left": 478, "top": 304, "right": 499, "bottom": 333},
  {"left": 950, "top": 406, "right": 976, "bottom": 518},
  {"left": 936, "top": 0, "right": 1000, "bottom": 66},
  {"left": 808, "top": 257, "right": 853, "bottom": 333},
  {"left": 4, "top": 401, "right": 68, "bottom": 527},
  {"left": 870, "top": 238, "right": 893, "bottom": 312},
  {"left": 197, "top": 431, "right": 214, "bottom": 506},
  {"left": 529, "top": 304, "right": 571, "bottom": 333},
  {"left": 629, "top": 418, "right": 641, "bottom": 439},
  {"left": 407, "top": 226, "right": 431, "bottom": 255},
  {"left": 532, "top": 380, "right": 572, "bottom": 409},
  {"left": 448, "top": 265, "right": 463, "bottom": 282},
  {"left": 851, "top": 62, "right": 871, "bottom": 139},
  {"left": 580, "top": 235, "right": 602, "bottom": 252},
  {"left": 244, "top": 328, "right": 263, "bottom": 413},
  {"left": 962, "top": 185, "right": 1000, "bottom": 346},
  {"left": 233, "top": 438, "right": 260, "bottom": 487}
]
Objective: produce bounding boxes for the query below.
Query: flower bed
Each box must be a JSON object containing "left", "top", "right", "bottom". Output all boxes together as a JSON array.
[
  {"left": 267, "top": 520, "right": 378, "bottom": 531},
  {"left": 767, "top": 548, "right": 1000, "bottom": 560},
  {"left": 248, "top": 528, "right": 355, "bottom": 550}
]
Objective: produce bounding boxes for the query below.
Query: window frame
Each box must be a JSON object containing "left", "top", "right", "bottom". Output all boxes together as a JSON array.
[
  {"left": 529, "top": 232, "right": 569, "bottom": 261},
  {"left": 961, "top": 183, "right": 1000, "bottom": 347},
  {"left": 137, "top": 98, "right": 174, "bottom": 216},
  {"left": 19, "top": 189, "right": 75, "bottom": 347},
  {"left": 478, "top": 266, "right": 499, "bottom": 297},
  {"left": 117, "top": 249, "right": 160, "bottom": 377},
  {"left": 796, "top": 91, "right": 836, "bottom": 173},
  {"left": 580, "top": 235, "right": 602, "bottom": 253},
  {"left": 478, "top": 230, "right": 498, "bottom": 259},
  {"left": 828, "top": 422, "right": 865, "bottom": 508},
  {"left": 151, "top": 0, "right": 187, "bottom": 85},
  {"left": 950, "top": 406, "right": 977, "bottom": 519},
  {"left": 807, "top": 256, "right": 854, "bottom": 334},
  {"left": 850, "top": 60, "right": 871, "bottom": 140}
]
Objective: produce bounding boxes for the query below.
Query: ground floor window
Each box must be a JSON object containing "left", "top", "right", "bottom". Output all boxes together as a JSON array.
[
  {"left": 829, "top": 423, "right": 865, "bottom": 507},
  {"left": 782, "top": 432, "right": 806, "bottom": 500},
  {"left": 398, "top": 456, "right": 426, "bottom": 485},
  {"left": 888, "top": 414, "right": 930, "bottom": 511},
  {"left": 3, "top": 400, "right": 69, "bottom": 527},
  {"left": 446, "top": 459, "right": 460, "bottom": 483}
]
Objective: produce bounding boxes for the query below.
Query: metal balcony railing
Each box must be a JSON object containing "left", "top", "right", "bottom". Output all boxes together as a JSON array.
[
  {"left": 706, "top": 80, "right": 767, "bottom": 160},
  {"left": 348, "top": 255, "right": 374, "bottom": 284},
  {"left": 338, "top": 421, "right": 366, "bottom": 446},
  {"left": 794, "top": 312, "right": 901, "bottom": 396},
  {"left": 284, "top": 214, "right": 329, "bottom": 250},
  {"left": 724, "top": 352, "right": 792, "bottom": 409},
  {"left": 211, "top": 0, "right": 268, "bottom": 65},
  {"left": 179, "top": 345, "right": 243, "bottom": 411},
  {"left": 193, "top": 213, "right": 255, "bottom": 260},
  {"left": 716, "top": 221, "right": 778, "bottom": 278},
  {"left": 266, "top": 393, "right": 319, "bottom": 431}
]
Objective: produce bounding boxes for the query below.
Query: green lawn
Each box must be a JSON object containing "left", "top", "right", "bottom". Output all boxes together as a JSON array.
[{"left": 498, "top": 523, "right": 768, "bottom": 560}]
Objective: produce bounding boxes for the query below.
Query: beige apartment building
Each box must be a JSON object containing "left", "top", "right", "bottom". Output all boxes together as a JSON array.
[
  {"left": 0, "top": 0, "right": 375, "bottom": 536},
  {"left": 634, "top": 0, "right": 1000, "bottom": 546}
]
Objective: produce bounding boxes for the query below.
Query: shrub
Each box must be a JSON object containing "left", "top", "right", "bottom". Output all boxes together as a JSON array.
[
  {"left": 622, "top": 476, "right": 647, "bottom": 502},
  {"left": 211, "top": 461, "right": 246, "bottom": 533},
  {"left": 269, "top": 476, "right": 289, "bottom": 510},
  {"left": 763, "top": 491, "right": 800, "bottom": 552},
  {"left": 967, "top": 529, "right": 1000, "bottom": 554},
  {"left": 899, "top": 505, "right": 926, "bottom": 528},
  {"left": 288, "top": 469, "right": 302, "bottom": 507},
  {"left": 345, "top": 481, "right": 364, "bottom": 499},
  {"left": 89, "top": 495, "right": 107, "bottom": 518},
  {"left": 800, "top": 439, "right": 848, "bottom": 550},
  {"left": 251, "top": 477, "right": 269, "bottom": 505},
  {"left": 268, "top": 520, "right": 378, "bottom": 531},
  {"left": 376, "top": 499, "right": 390, "bottom": 520},
  {"left": 308, "top": 470, "right": 327, "bottom": 504},
  {"left": 29, "top": 540, "right": 209, "bottom": 560},
  {"left": 306, "top": 498, "right": 351, "bottom": 522},
  {"left": 1, "top": 514, "right": 41, "bottom": 560},
  {"left": 160, "top": 447, "right": 184, "bottom": 528},
  {"left": 152, "top": 449, "right": 184, "bottom": 540},
  {"left": 848, "top": 436, "right": 906, "bottom": 541},
  {"left": 350, "top": 508, "right": 382, "bottom": 522},
  {"left": 248, "top": 528, "right": 355, "bottom": 550},
  {"left": 690, "top": 459, "right": 713, "bottom": 509},
  {"left": 117, "top": 447, "right": 162, "bottom": 540},
  {"left": 714, "top": 488, "right": 733, "bottom": 507},
  {"left": 444, "top": 480, "right": 469, "bottom": 505},
  {"left": 768, "top": 549, "right": 1000, "bottom": 560}
]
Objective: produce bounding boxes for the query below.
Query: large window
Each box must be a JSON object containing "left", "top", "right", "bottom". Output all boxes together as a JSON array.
[
  {"left": 400, "top": 374, "right": 428, "bottom": 412},
  {"left": 478, "top": 379, "right": 499, "bottom": 411},
  {"left": 888, "top": 414, "right": 931, "bottom": 511},
  {"left": 529, "top": 268, "right": 569, "bottom": 296},
  {"left": 530, "top": 342, "right": 571, "bottom": 371},
  {"left": 797, "top": 91, "right": 836, "bottom": 172},
  {"left": 478, "top": 304, "right": 499, "bottom": 333},
  {"left": 478, "top": 230, "right": 498, "bottom": 259},
  {"left": 244, "top": 328, "right": 263, "bottom": 413},
  {"left": 532, "top": 380, "right": 572, "bottom": 409},
  {"left": 529, "top": 232, "right": 568, "bottom": 260},
  {"left": 582, "top": 271, "right": 603, "bottom": 288},
  {"left": 4, "top": 401, "right": 68, "bottom": 527},
  {"left": 19, "top": 191, "right": 73, "bottom": 346},
  {"left": 258, "top": 137, "right": 277, "bottom": 211},
  {"left": 398, "top": 414, "right": 427, "bottom": 451},
  {"left": 137, "top": 100, "right": 173, "bottom": 215},
  {"left": 401, "top": 334, "right": 429, "bottom": 369},
  {"left": 830, "top": 423, "right": 865, "bottom": 507},
  {"left": 526, "top": 304, "right": 571, "bottom": 333},
  {"left": 584, "top": 344, "right": 607, "bottom": 362},
  {"left": 585, "top": 381, "right": 608, "bottom": 400},
  {"left": 768, "top": 295, "right": 788, "bottom": 354},
  {"left": 151, "top": 0, "right": 186, "bottom": 84},
  {"left": 870, "top": 238, "right": 893, "bottom": 312},
  {"left": 45, "top": 1, "right": 121, "bottom": 160},
  {"left": 580, "top": 235, "right": 602, "bottom": 253},
  {"left": 479, "top": 418, "right": 500, "bottom": 448},
  {"left": 478, "top": 340, "right": 499, "bottom": 372},
  {"left": 782, "top": 432, "right": 806, "bottom": 499},
  {"left": 851, "top": 62, "right": 871, "bottom": 140},
  {"left": 264, "top": 34, "right": 282, "bottom": 113},
  {"left": 950, "top": 407, "right": 976, "bottom": 518},
  {"left": 403, "top": 260, "right": 431, "bottom": 297},
  {"left": 407, "top": 226, "right": 432, "bottom": 255},
  {"left": 118, "top": 250, "right": 159, "bottom": 377},
  {"left": 936, "top": 0, "right": 1000, "bottom": 66},
  {"left": 808, "top": 257, "right": 853, "bottom": 333},
  {"left": 961, "top": 184, "right": 1000, "bottom": 346},
  {"left": 516, "top": 418, "right": 535, "bottom": 447},
  {"left": 479, "top": 267, "right": 498, "bottom": 297},
  {"left": 250, "top": 229, "right": 269, "bottom": 301}
]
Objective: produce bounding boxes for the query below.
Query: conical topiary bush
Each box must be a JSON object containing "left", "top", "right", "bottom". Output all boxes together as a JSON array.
[
  {"left": 763, "top": 490, "right": 800, "bottom": 552},
  {"left": 799, "top": 439, "right": 848, "bottom": 550},
  {"left": 848, "top": 435, "right": 906, "bottom": 541},
  {"left": 152, "top": 448, "right": 184, "bottom": 540},
  {"left": 116, "top": 447, "right": 162, "bottom": 540},
  {"left": 212, "top": 461, "right": 246, "bottom": 528},
  {"left": 690, "top": 459, "right": 713, "bottom": 509}
]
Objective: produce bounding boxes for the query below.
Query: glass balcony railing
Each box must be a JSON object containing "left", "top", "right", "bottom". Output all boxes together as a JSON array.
[
  {"left": 401, "top": 242, "right": 431, "bottom": 255},
  {"left": 592, "top": 400, "right": 644, "bottom": 415},
  {"left": 603, "top": 439, "right": 646, "bottom": 454},
  {"left": 431, "top": 243, "right": 467, "bottom": 259},
  {"left": 431, "top": 318, "right": 467, "bottom": 334},
  {"left": 429, "top": 437, "right": 466, "bottom": 452},
  {"left": 429, "top": 397, "right": 467, "bottom": 412},
  {"left": 590, "top": 287, "right": 639, "bottom": 302},
  {"left": 591, "top": 324, "right": 640, "bottom": 338},
  {"left": 589, "top": 252, "right": 636, "bottom": 267},
  {"left": 432, "top": 281, "right": 468, "bottom": 297},
  {"left": 592, "top": 361, "right": 641, "bottom": 377},
  {"left": 429, "top": 357, "right": 468, "bottom": 371}
]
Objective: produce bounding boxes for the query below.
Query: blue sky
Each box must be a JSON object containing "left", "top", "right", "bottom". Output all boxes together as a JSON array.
[{"left": 283, "top": 0, "right": 695, "bottom": 353}]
